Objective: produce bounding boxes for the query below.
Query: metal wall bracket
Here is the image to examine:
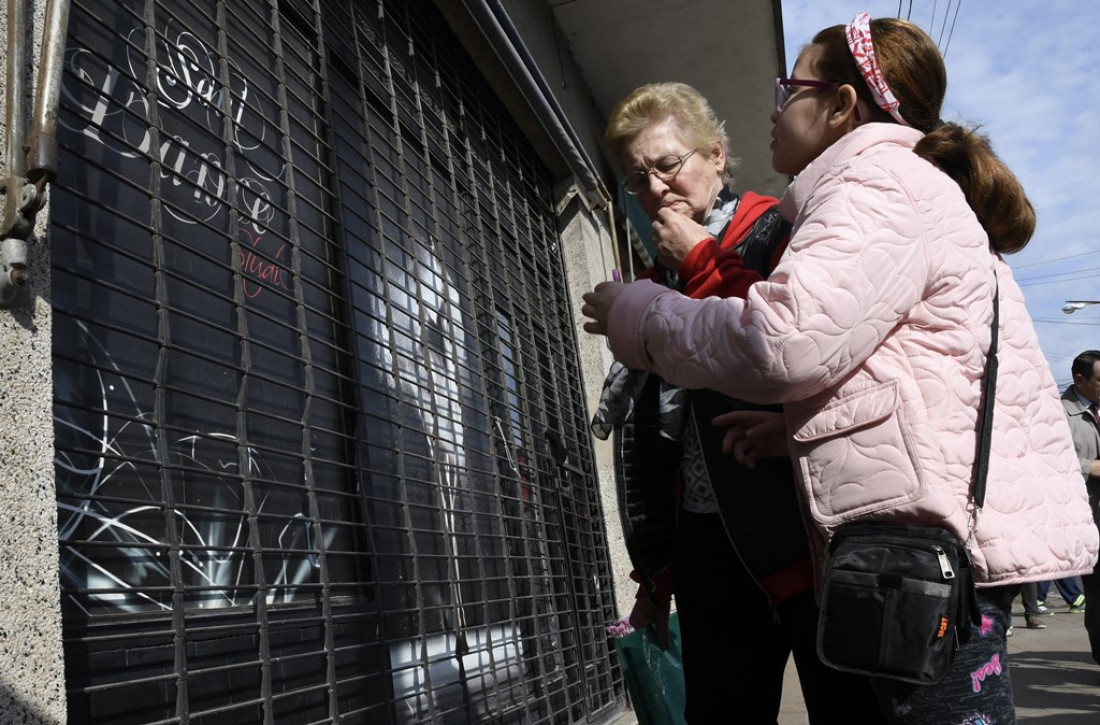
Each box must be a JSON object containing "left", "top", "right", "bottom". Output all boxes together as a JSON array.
[{"left": 0, "top": 178, "right": 36, "bottom": 306}]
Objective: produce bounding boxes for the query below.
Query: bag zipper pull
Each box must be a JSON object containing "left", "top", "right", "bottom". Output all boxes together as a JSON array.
[{"left": 935, "top": 546, "right": 956, "bottom": 580}]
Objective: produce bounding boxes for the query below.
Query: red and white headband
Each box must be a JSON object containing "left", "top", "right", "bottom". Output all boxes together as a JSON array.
[{"left": 845, "top": 13, "right": 909, "bottom": 126}]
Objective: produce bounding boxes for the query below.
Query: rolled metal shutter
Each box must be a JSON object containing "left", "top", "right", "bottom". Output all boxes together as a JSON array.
[{"left": 50, "top": 0, "right": 620, "bottom": 722}]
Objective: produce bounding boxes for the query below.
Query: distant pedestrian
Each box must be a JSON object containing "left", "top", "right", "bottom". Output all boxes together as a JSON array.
[
  {"left": 1019, "top": 582, "right": 1047, "bottom": 629},
  {"left": 1061, "top": 350, "right": 1100, "bottom": 667},
  {"left": 1036, "top": 576, "right": 1085, "bottom": 613}
]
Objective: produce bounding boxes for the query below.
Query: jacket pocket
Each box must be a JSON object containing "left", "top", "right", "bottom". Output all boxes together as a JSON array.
[{"left": 791, "top": 379, "right": 924, "bottom": 525}]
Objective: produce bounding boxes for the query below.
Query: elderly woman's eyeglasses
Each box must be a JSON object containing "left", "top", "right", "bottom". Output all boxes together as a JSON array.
[
  {"left": 620, "top": 149, "right": 698, "bottom": 195},
  {"left": 775, "top": 77, "right": 862, "bottom": 122}
]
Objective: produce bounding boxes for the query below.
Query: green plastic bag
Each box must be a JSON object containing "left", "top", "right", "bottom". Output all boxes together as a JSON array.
[{"left": 613, "top": 613, "right": 687, "bottom": 725}]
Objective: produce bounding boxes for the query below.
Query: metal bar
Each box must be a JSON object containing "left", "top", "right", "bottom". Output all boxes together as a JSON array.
[
  {"left": 4, "top": 0, "right": 28, "bottom": 177},
  {"left": 338, "top": 5, "right": 434, "bottom": 723},
  {"left": 26, "top": 0, "right": 72, "bottom": 185},
  {"left": 3, "top": 0, "right": 71, "bottom": 305},
  {"left": 369, "top": 4, "right": 447, "bottom": 717},
  {"left": 420, "top": 18, "right": 523, "bottom": 712},
  {"left": 384, "top": 4, "right": 483, "bottom": 718},
  {"left": 269, "top": 0, "right": 341, "bottom": 719},
  {"left": 211, "top": 0, "right": 275, "bottom": 719},
  {"left": 138, "top": 0, "right": 192, "bottom": 719},
  {"left": 319, "top": 18, "right": 395, "bottom": 720}
]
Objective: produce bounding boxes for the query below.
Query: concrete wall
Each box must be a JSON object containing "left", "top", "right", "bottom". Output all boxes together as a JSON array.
[
  {"left": 0, "top": 0, "right": 66, "bottom": 721},
  {"left": 554, "top": 181, "right": 637, "bottom": 619}
]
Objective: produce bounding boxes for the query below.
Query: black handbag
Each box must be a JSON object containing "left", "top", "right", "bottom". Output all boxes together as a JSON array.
[
  {"left": 816, "top": 285, "right": 998, "bottom": 685},
  {"left": 817, "top": 523, "right": 979, "bottom": 684}
]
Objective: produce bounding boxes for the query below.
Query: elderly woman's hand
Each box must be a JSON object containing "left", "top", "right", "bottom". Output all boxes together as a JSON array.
[
  {"left": 628, "top": 595, "right": 671, "bottom": 650},
  {"left": 653, "top": 207, "right": 710, "bottom": 271},
  {"left": 581, "top": 281, "right": 626, "bottom": 336}
]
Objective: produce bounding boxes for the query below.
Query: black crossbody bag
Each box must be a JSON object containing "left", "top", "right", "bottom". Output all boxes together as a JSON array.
[{"left": 816, "top": 286, "right": 998, "bottom": 685}]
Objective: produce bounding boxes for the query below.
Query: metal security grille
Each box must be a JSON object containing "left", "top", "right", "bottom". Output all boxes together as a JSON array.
[{"left": 50, "top": 0, "right": 620, "bottom": 722}]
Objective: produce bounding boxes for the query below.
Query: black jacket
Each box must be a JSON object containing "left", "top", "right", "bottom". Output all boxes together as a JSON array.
[{"left": 614, "top": 204, "right": 810, "bottom": 604}]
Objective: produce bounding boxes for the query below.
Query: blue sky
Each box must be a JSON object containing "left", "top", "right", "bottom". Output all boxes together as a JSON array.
[{"left": 781, "top": 0, "right": 1100, "bottom": 388}]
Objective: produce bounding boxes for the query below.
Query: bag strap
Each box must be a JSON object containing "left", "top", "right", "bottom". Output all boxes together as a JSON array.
[{"left": 971, "top": 278, "right": 999, "bottom": 513}]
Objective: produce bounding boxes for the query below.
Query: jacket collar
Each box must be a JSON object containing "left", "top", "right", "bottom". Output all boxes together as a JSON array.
[
  {"left": 1062, "top": 385, "right": 1092, "bottom": 414},
  {"left": 1060, "top": 385, "right": 1095, "bottom": 413},
  {"left": 778, "top": 123, "right": 926, "bottom": 223}
]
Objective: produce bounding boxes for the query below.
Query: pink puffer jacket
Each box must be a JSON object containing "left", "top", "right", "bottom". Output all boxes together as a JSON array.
[{"left": 606, "top": 123, "right": 1098, "bottom": 586}]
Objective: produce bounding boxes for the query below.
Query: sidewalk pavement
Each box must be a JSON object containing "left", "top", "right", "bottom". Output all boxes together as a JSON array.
[{"left": 779, "top": 596, "right": 1100, "bottom": 724}]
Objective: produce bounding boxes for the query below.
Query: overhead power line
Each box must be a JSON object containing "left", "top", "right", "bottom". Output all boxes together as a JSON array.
[
  {"left": 1016, "top": 265, "right": 1100, "bottom": 287},
  {"left": 916, "top": 0, "right": 963, "bottom": 58},
  {"left": 942, "top": 0, "right": 963, "bottom": 56},
  {"left": 1032, "top": 317, "right": 1100, "bottom": 326},
  {"left": 1011, "top": 249, "right": 1098, "bottom": 270}
]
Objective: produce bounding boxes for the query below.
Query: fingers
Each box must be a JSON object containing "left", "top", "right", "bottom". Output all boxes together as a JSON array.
[
  {"left": 580, "top": 282, "right": 620, "bottom": 335},
  {"left": 582, "top": 318, "right": 606, "bottom": 335},
  {"left": 651, "top": 598, "right": 672, "bottom": 650},
  {"left": 711, "top": 409, "right": 770, "bottom": 427},
  {"left": 721, "top": 427, "right": 736, "bottom": 454},
  {"left": 580, "top": 282, "right": 609, "bottom": 311},
  {"left": 579, "top": 295, "right": 606, "bottom": 333},
  {"left": 654, "top": 613, "right": 671, "bottom": 650},
  {"left": 717, "top": 411, "right": 770, "bottom": 466},
  {"left": 733, "top": 438, "right": 759, "bottom": 469},
  {"left": 628, "top": 610, "right": 652, "bottom": 630},
  {"left": 628, "top": 597, "right": 656, "bottom": 629},
  {"left": 652, "top": 209, "right": 707, "bottom": 271},
  {"left": 715, "top": 410, "right": 764, "bottom": 454}
]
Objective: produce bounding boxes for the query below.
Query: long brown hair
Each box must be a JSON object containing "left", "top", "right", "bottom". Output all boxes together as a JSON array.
[{"left": 811, "top": 19, "right": 1034, "bottom": 254}]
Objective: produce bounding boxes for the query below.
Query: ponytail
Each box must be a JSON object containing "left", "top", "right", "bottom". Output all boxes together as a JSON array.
[{"left": 913, "top": 123, "right": 1035, "bottom": 254}]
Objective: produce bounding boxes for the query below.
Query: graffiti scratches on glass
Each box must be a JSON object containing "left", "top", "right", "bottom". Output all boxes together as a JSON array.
[
  {"left": 61, "top": 20, "right": 289, "bottom": 297},
  {"left": 239, "top": 227, "right": 291, "bottom": 298}
]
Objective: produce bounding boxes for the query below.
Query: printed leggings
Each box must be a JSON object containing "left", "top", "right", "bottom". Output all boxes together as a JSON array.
[{"left": 871, "top": 586, "right": 1016, "bottom": 725}]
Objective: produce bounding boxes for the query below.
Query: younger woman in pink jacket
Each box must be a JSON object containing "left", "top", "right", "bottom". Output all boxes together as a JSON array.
[{"left": 583, "top": 13, "right": 1098, "bottom": 724}]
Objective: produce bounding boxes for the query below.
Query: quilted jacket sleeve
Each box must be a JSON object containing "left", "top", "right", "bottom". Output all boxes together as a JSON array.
[{"left": 607, "top": 164, "right": 931, "bottom": 404}]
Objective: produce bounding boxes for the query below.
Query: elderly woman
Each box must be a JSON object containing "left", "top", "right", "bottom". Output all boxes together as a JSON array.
[{"left": 595, "top": 82, "right": 883, "bottom": 724}]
